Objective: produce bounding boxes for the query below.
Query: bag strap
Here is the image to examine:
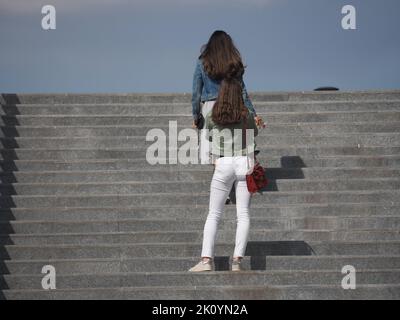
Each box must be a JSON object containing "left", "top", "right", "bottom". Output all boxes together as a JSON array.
[{"left": 242, "top": 112, "right": 252, "bottom": 171}]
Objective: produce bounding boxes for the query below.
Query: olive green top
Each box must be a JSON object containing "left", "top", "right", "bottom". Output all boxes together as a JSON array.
[{"left": 205, "top": 111, "right": 258, "bottom": 157}]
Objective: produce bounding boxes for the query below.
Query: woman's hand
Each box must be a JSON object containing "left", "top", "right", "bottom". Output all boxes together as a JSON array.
[
  {"left": 255, "top": 115, "right": 266, "bottom": 128},
  {"left": 192, "top": 120, "right": 198, "bottom": 129}
]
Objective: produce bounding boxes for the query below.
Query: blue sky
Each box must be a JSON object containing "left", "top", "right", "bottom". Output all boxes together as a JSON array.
[{"left": 0, "top": 0, "right": 399, "bottom": 93}]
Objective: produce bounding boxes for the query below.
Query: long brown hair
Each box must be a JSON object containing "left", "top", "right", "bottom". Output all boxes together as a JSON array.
[
  {"left": 211, "top": 78, "right": 248, "bottom": 125},
  {"left": 199, "top": 30, "right": 245, "bottom": 81}
]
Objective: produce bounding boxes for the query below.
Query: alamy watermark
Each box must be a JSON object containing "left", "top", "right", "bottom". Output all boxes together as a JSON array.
[
  {"left": 41, "top": 4, "right": 357, "bottom": 30},
  {"left": 341, "top": 5, "right": 357, "bottom": 30},
  {"left": 40, "top": 4, "right": 356, "bottom": 31},
  {"left": 41, "top": 265, "right": 56, "bottom": 290},
  {"left": 145, "top": 121, "right": 255, "bottom": 165},
  {"left": 41, "top": 5, "right": 56, "bottom": 30},
  {"left": 341, "top": 265, "right": 356, "bottom": 290}
]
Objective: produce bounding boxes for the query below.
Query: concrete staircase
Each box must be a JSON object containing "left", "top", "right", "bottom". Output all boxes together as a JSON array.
[{"left": 1, "top": 91, "right": 400, "bottom": 299}]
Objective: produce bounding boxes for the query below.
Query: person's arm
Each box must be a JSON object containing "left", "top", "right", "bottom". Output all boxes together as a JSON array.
[
  {"left": 191, "top": 59, "right": 203, "bottom": 122},
  {"left": 240, "top": 78, "right": 257, "bottom": 116},
  {"left": 241, "top": 78, "right": 266, "bottom": 128}
]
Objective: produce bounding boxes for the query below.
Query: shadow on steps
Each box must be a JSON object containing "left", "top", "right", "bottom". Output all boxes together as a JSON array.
[
  {"left": 214, "top": 240, "right": 315, "bottom": 271},
  {"left": 223, "top": 157, "right": 310, "bottom": 272},
  {"left": 263, "top": 156, "right": 307, "bottom": 191},
  {"left": 227, "top": 156, "right": 306, "bottom": 202},
  {"left": 1, "top": 93, "right": 20, "bottom": 300}
]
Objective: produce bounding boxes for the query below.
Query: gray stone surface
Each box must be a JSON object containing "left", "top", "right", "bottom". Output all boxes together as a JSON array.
[
  {"left": 2, "top": 90, "right": 400, "bottom": 104},
  {"left": 1, "top": 178, "right": 400, "bottom": 195},
  {"left": 2, "top": 256, "right": 400, "bottom": 274},
  {"left": 1, "top": 133, "right": 400, "bottom": 148},
  {"left": 2, "top": 270, "right": 400, "bottom": 290},
  {"left": 2, "top": 111, "right": 400, "bottom": 126},
  {"left": 1, "top": 190, "right": 400, "bottom": 208},
  {"left": 2, "top": 146, "right": 400, "bottom": 161},
  {"left": 1, "top": 100, "right": 399, "bottom": 116},
  {"left": 1, "top": 122, "right": 400, "bottom": 139},
  {"left": 2, "top": 241, "right": 400, "bottom": 260},
  {"left": 1, "top": 230, "right": 400, "bottom": 246},
  {"left": 2, "top": 155, "right": 400, "bottom": 171},
  {"left": 1, "top": 90, "right": 400, "bottom": 299},
  {"left": 1, "top": 216, "right": 400, "bottom": 234},
  {"left": 1, "top": 203, "right": 399, "bottom": 222}
]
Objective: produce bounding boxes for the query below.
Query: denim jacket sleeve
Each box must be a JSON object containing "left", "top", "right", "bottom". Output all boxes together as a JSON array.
[
  {"left": 191, "top": 59, "right": 203, "bottom": 121},
  {"left": 241, "top": 78, "right": 257, "bottom": 116}
]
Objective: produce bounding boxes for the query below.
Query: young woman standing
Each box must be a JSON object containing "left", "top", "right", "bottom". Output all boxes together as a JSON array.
[
  {"left": 191, "top": 30, "right": 263, "bottom": 164},
  {"left": 189, "top": 78, "right": 258, "bottom": 272}
]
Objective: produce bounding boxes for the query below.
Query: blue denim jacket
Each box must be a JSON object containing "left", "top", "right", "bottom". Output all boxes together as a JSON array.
[{"left": 191, "top": 58, "right": 257, "bottom": 121}]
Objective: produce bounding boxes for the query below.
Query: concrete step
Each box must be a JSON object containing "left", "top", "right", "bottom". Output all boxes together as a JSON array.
[
  {"left": 286, "top": 90, "right": 400, "bottom": 102},
  {"left": 1, "top": 217, "right": 400, "bottom": 235},
  {"left": 1, "top": 269, "right": 400, "bottom": 290},
  {"left": 2, "top": 146, "right": 400, "bottom": 161},
  {"left": 2, "top": 111, "right": 400, "bottom": 126},
  {"left": 2, "top": 284, "right": 400, "bottom": 300},
  {"left": 1, "top": 167, "right": 399, "bottom": 183},
  {"left": 2, "top": 133, "right": 400, "bottom": 149},
  {"left": 1, "top": 93, "right": 194, "bottom": 104},
  {"left": 1, "top": 241, "right": 400, "bottom": 259},
  {"left": 1, "top": 178, "right": 400, "bottom": 196},
  {"left": 1, "top": 190, "right": 400, "bottom": 208},
  {"left": 2, "top": 155, "right": 400, "bottom": 172},
  {"left": 2, "top": 91, "right": 400, "bottom": 104},
  {"left": 2, "top": 101, "right": 400, "bottom": 116},
  {"left": 2, "top": 255, "right": 400, "bottom": 274},
  {"left": 3, "top": 284, "right": 400, "bottom": 300},
  {"left": 2, "top": 122, "right": 400, "bottom": 138},
  {"left": 1, "top": 203, "right": 399, "bottom": 222},
  {"left": 1, "top": 229, "right": 399, "bottom": 245}
]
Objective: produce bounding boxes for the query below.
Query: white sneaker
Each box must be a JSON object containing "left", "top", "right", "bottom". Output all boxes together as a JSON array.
[
  {"left": 231, "top": 258, "right": 243, "bottom": 272},
  {"left": 188, "top": 259, "right": 214, "bottom": 272}
]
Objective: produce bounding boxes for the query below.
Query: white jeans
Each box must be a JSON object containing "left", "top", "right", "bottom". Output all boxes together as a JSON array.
[
  {"left": 201, "top": 156, "right": 253, "bottom": 258},
  {"left": 199, "top": 100, "right": 215, "bottom": 164}
]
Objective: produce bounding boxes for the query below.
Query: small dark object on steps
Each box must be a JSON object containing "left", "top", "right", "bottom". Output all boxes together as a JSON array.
[{"left": 314, "top": 87, "right": 339, "bottom": 91}]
